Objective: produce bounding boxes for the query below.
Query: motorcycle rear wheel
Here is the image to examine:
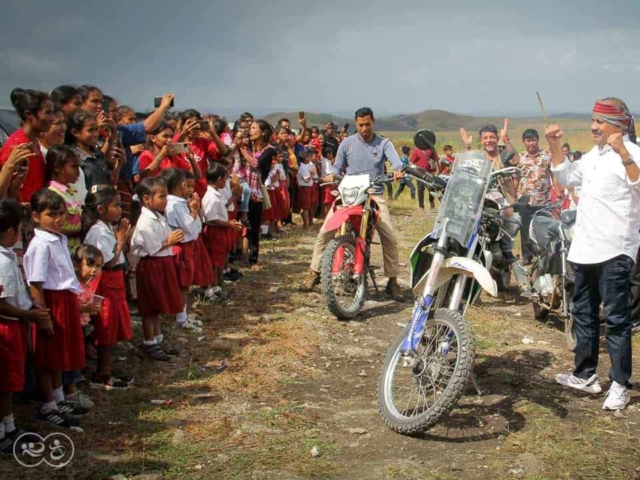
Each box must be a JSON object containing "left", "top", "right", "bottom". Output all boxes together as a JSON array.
[
  {"left": 321, "top": 235, "right": 367, "bottom": 320},
  {"left": 377, "top": 308, "right": 474, "bottom": 435}
]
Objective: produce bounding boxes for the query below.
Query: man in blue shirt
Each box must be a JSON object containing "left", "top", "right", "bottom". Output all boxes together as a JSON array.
[{"left": 300, "top": 107, "right": 405, "bottom": 300}]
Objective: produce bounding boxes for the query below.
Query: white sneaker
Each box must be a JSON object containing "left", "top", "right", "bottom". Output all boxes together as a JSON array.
[
  {"left": 602, "top": 382, "right": 630, "bottom": 411},
  {"left": 204, "top": 287, "right": 222, "bottom": 300},
  {"left": 555, "top": 373, "right": 603, "bottom": 394},
  {"left": 187, "top": 314, "right": 202, "bottom": 327},
  {"left": 178, "top": 318, "right": 202, "bottom": 332}
]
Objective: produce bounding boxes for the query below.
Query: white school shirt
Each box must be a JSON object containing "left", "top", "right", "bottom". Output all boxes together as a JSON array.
[
  {"left": 297, "top": 162, "right": 315, "bottom": 187},
  {"left": 0, "top": 245, "right": 32, "bottom": 320},
  {"left": 24, "top": 229, "right": 83, "bottom": 293},
  {"left": 202, "top": 186, "right": 228, "bottom": 222},
  {"left": 165, "top": 195, "right": 202, "bottom": 243},
  {"left": 265, "top": 166, "right": 280, "bottom": 190},
  {"left": 130, "top": 207, "right": 174, "bottom": 258},
  {"left": 551, "top": 137, "right": 640, "bottom": 264},
  {"left": 320, "top": 157, "right": 333, "bottom": 179},
  {"left": 84, "top": 220, "right": 125, "bottom": 265}
]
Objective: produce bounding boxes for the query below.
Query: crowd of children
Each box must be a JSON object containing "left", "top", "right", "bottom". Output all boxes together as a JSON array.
[{"left": 0, "top": 86, "right": 346, "bottom": 453}]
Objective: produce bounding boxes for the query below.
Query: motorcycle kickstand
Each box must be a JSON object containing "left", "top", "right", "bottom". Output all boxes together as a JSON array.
[
  {"left": 470, "top": 373, "right": 482, "bottom": 396},
  {"left": 369, "top": 268, "right": 380, "bottom": 297}
]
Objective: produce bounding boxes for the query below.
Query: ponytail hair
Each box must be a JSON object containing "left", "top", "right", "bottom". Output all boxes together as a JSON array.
[
  {"left": 10, "top": 88, "right": 50, "bottom": 121},
  {"left": 50, "top": 85, "right": 79, "bottom": 108},
  {"left": 81, "top": 185, "right": 119, "bottom": 239}
]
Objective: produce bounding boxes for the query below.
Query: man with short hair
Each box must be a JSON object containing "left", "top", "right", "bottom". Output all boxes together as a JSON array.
[
  {"left": 510, "top": 128, "right": 554, "bottom": 265},
  {"left": 550, "top": 97, "right": 640, "bottom": 411},
  {"left": 300, "top": 107, "right": 405, "bottom": 299}
]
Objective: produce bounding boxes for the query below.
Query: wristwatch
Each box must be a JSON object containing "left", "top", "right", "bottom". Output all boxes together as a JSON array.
[{"left": 622, "top": 155, "right": 635, "bottom": 167}]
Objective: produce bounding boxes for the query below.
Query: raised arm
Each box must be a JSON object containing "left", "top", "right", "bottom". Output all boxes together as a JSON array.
[{"left": 143, "top": 94, "right": 175, "bottom": 133}]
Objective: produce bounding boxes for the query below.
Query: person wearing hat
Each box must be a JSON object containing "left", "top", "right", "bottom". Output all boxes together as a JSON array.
[
  {"left": 322, "top": 122, "right": 340, "bottom": 157},
  {"left": 300, "top": 107, "right": 405, "bottom": 300},
  {"left": 548, "top": 97, "right": 640, "bottom": 411}
]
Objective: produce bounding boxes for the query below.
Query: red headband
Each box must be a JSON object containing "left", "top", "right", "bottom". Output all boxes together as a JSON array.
[{"left": 592, "top": 101, "right": 633, "bottom": 130}]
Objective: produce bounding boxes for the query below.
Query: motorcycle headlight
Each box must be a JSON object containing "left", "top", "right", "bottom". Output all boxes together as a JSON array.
[{"left": 341, "top": 187, "right": 361, "bottom": 206}]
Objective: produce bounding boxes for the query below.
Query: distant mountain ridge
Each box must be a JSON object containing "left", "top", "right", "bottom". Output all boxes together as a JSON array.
[{"left": 262, "top": 109, "right": 593, "bottom": 132}]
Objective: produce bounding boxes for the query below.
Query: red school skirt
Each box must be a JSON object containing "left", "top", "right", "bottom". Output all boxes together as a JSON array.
[
  {"left": 310, "top": 183, "right": 319, "bottom": 205},
  {"left": 34, "top": 290, "right": 85, "bottom": 372},
  {"left": 93, "top": 267, "right": 132, "bottom": 347},
  {"left": 136, "top": 256, "right": 183, "bottom": 317},
  {"left": 0, "top": 318, "right": 30, "bottom": 392},
  {"left": 276, "top": 184, "right": 290, "bottom": 220},
  {"left": 173, "top": 240, "right": 196, "bottom": 288},
  {"left": 322, "top": 185, "right": 337, "bottom": 205},
  {"left": 262, "top": 191, "right": 277, "bottom": 222},
  {"left": 203, "top": 225, "right": 228, "bottom": 268},
  {"left": 193, "top": 235, "right": 214, "bottom": 286},
  {"left": 297, "top": 186, "right": 312, "bottom": 210}
]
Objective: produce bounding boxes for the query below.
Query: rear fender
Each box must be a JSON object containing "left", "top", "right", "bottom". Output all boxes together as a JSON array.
[
  {"left": 412, "top": 256, "right": 498, "bottom": 298},
  {"left": 325, "top": 205, "right": 364, "bottom": 233}
]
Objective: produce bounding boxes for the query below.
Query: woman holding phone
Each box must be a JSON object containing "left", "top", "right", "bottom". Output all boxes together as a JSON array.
[{"left": 138, "top": 122, "right": 200, "bottom": 179}]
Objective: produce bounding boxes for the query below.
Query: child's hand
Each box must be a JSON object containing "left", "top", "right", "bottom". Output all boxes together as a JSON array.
[
  {"left": 110, "top": 146, "right": 127, "bottom": 168},
  {"left": 189, "top": 193, "right": 200, "bottom": 216},
  {"left": 158, "top": 144, "right": 172, "bottom": 159},
  {"left": 168, "top": 229, "right": 185, "bottom": 246},
  {"left": 28, "top": 307, "right": 50, "bottom": 325},
  {"left": 32, "top": 310, "right": 54, "bottom": 336},
  {"left": 131, "top": 144, "right": 145, "bottom": 155},
  {"left": 229, "top": 220, "right": 243, "bottom": 232},
  {"left": 80, "top": 301, "right": 101, "bottom": 315},
  {"left": 115, "top": 218, "right": 131, "bottom": 245}
]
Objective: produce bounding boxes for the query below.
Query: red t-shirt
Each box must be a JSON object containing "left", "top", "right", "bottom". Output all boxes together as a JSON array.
[
  {"left": 173, "top": 135, "right": 221, "bottom": 197},
  {"left": 0, "top": 128, "right": 46, "bottom": 202},
  {"left": 410, "top": 148, "right": 440, "bottom": 173},
  {"left": 138, "top": 150, "right": 191, "bottom": 177}
]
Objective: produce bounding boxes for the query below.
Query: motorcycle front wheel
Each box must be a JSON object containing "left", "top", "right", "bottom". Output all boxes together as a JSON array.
[
  {"left": 321, "top": 235, "right": 367, "bottom": 320},
  {"left": 377, "top": 308, "right": 474, "bottom": 435}
]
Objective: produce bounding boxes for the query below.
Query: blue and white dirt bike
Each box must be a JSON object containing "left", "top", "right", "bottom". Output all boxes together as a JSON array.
[{"left": 378, "top": 135, "right": 511, "bottom": 435}]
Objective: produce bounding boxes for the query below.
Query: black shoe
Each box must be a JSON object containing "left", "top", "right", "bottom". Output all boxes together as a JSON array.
[
  {"left": 160, "top": 340, "right": 180, "bottom": 356},
  {"left": 36, "top": 409, "right": 80, "bottom": 428},
  {"left": 57, "top": 400, "right": 90, "bottom": 416},
  {"left": 503, "top": 252, "right": 517, "bottom": 265},
  {"left": 5, "top": 428, "right": 40, "bottom": 443},
  {"left": 0, "top": 436, "right": 15, "bottom": 455},
  {"left": 143, "top": 343, "right": 172, "bottom": 362}
]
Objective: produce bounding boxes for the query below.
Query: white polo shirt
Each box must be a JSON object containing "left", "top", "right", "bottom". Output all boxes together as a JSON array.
[
  {"left": 84, "top": 220, "right": 126, "bottom": 265},
  {"left": 130, "top": 207, "right": 174, "bottom": 258},
  {"left": 165, "top": 195, "right": 202, "bottom": 243},
  {"left": 202, "top": 186, "right": 228, "bottom": 223}
]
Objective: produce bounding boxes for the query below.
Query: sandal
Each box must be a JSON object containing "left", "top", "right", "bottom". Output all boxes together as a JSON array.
[{"left": 143, "top": 344, "right": 172, "bottom": 361}]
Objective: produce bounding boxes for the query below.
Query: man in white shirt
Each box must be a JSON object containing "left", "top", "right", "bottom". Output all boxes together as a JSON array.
[{"left": 548, "top": 97, "right": 640, "bottom": 411}]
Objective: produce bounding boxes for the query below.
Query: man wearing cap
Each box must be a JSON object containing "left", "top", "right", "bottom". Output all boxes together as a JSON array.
[
  {"left": 549, "top": 97, "right": 640, "bottom": 411},
  {"left": 300, "top": 107, "right": 405, "bottom": 300},
  {"left": 410, "top": 141, "right": 440, "bottom": 210},
  {"left": 323, "top": 122, "right": 340, "bottom": 157}
]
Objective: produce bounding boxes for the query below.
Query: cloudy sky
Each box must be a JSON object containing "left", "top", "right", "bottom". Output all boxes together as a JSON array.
[{"left": 1, "top": 0, "right": 639, "bottom": 117}]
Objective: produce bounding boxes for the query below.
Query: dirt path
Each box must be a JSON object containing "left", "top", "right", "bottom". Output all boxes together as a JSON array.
[{"left": 3, "top": 203, "right": 640, "bottom": 480}]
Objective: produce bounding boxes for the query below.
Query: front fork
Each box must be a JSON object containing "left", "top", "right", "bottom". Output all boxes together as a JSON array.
[{"left": 400, "top": 231, "right": 449, "bottom": 357}]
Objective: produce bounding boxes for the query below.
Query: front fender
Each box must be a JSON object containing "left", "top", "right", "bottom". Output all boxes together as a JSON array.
[
  {"left": 412, "top": 256, "right": 498, "bottom": 298},
  {"left": 325, "top": 205, "right": 364, "bottom": 232}
]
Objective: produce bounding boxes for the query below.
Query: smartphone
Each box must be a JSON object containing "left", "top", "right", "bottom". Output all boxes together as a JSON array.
[
  {"left": 102, "top": 99, "right": 110, "bottom": 114},
  {"left": 154, "top": 97, "right": 174, "bottom": 108},
  {"left": 116, "top": 131, "right": 124, "bottom": 145},
  {"left": 173, "top": 142, "right": 189, "bottom": 154},
  {"left": 197, "top": 120, "right": 209, "bottom": 130},
  {"left": 299, "top": 111, "right": 305, "bottom": 120}
]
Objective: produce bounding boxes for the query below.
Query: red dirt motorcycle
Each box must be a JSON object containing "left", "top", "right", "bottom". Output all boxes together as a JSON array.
[{"left": 319, "top": 173, "right": 394, "bottom": 319}]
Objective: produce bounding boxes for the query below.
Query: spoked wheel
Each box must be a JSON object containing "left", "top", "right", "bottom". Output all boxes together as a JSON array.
[
  {"left": 320, "top": 235, "right": 367, "bottom": 319},
  {"left": 377, "top": 308, "right": 475, "bottom": 435}
]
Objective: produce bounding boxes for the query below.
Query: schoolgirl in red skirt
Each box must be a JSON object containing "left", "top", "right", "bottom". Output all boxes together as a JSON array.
[
  {"left": 82, "top": 185, "right": 132, "bottom": 387},
  {"left": 0, "top": 198, "right": 54, "bottom": 440},
  {"left": 263, "top": 160, "right": 287, "bottom": 234},
  {"left": 164, "top": 168, "right": 213, "bottom": 328},
  {"left": 23, "top": 189, "right": 86, "bottom": 426},
  {"left": 297, "top": 151, "right": 317, "bottom": 228},
  {"left": 130, "top": 177, "right": 183, "bottom": 362},
  {"left": 202, "top": 163, "right": 243, "bottom": 287}
]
